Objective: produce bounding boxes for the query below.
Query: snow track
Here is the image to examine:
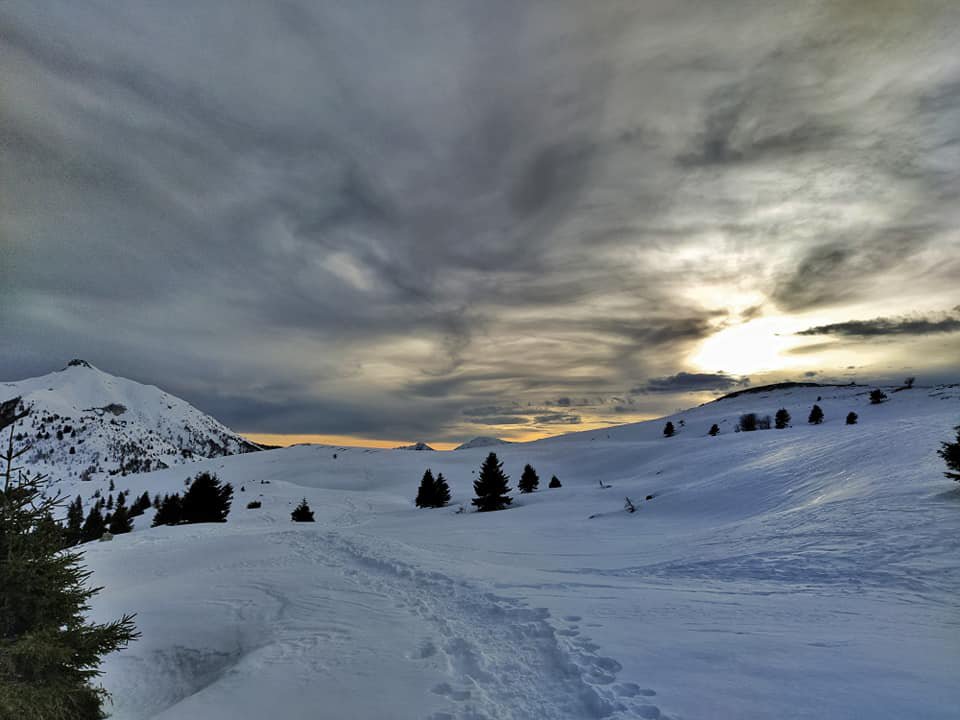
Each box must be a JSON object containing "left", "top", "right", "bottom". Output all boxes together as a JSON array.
[{"left": 279, "top": 529, "right": 660, "bottom": 720}]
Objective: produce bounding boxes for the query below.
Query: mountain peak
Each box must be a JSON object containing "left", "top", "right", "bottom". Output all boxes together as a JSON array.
[{"left": 65, "top": 358, "right": 94, "bottom": 369}]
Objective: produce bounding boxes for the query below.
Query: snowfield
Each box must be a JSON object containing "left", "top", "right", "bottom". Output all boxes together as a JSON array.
[{"left": 41, "top": 383, "right": 960, "bottom": 719}]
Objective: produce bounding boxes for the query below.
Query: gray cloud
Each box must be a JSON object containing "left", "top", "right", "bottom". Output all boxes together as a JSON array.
[
  {"left": 633, "top": 372, "right": 750, "bottom": 394},
  {"left": 797, "top": 314, "right": 960, "bottom": 338},
  {"left": 2, "top": 1, "right": 959, "bottom": 441}
]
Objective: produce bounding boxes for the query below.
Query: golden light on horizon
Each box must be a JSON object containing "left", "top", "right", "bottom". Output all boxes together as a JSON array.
[{"left": 689, "top": 317, "right": 808, "bottom": 376}]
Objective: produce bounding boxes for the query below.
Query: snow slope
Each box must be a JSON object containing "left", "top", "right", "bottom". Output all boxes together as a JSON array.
[
  {"left": 69, "top": 383, "right": 960, "bottom": 719},
  {"left": 455, "top": 436, "right": 513, "bottom": 451},
  {"left": 0, "top": 360, "right": 260, "bottom": 487}
]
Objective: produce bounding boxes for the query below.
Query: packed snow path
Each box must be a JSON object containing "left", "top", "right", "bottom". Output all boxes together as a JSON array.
[{"left": 92, "top": 523, "right": 658, "bottom": 720}]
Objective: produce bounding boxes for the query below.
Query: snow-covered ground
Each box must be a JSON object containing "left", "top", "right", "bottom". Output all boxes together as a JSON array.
[{"left": 65, "top": 383, "right": 960, "bottom": 719}]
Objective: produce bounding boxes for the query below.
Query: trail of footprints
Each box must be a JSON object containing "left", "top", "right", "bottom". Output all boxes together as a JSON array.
[{"left": 288, "top": 531, "right": 669, "bottom": 720}]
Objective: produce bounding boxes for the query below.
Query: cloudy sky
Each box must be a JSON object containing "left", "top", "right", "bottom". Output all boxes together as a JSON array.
[{"left": 2, "top": 1, "right": 959, "bottom": 447}]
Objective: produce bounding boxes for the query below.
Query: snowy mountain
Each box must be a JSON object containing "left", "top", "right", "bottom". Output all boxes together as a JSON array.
[
  {"left": 396, "top": 441, "right": 436, "bottom": 451},
  {"left": 454, "top": 435, "right": 513, "bottom": 450},
  {"left": 72, "top": 381, "right": 959, "bottom": 720},
  {"left": 0, "top": 360, "right": 260, "bottom": 486}
]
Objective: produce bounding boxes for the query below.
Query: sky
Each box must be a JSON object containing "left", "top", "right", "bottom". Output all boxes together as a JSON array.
[{"left": 2, "top": 1, "right": 959, "bottom": 447}]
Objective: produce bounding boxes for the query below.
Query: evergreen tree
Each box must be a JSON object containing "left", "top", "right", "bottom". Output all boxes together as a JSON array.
[
  {"left": 774, "top": 408, "right": 791, "bottom": 429},
  {"left": 433, "top": 473, "right": 451, "bottom": 507},
  {"left": 846, "top": 411, "right": 858, "bottom": 425},
  {"left": 708, "top": 424, "right": 720, "bottom": 436},
  {"left": 151, "top": 494, "right": 182, "bottom": 527},
  {"left": 64, "top": 496, "right": 84, "bottom": 547},
  {"left": 1, "top": 413, "right": 138, "bottom": 719},
  {"left": 869, "top": 389, "right": 888, "bottom": 405},
  {"left": 152, "top": 494, "right": 161, "bottom": 510},
  {"left": 663, "top": 421, "right": 675, "bottom": 438},
  {"left": 291, "top": 499, "right": 315, "bottom": 522},
  {"left": 107, "top": 505, "right": 132, "bottom": 535},
  {"left": 808, "top": 404, "right": 824, "bottom": 424},
  {"left": 548, "top": 475, "right": 562, "bottom": 488},
  {"left": 80, "top": 506, "right": 105, "bottom": 544},
  {"left": 415, "top": 469, "right": 437, "bottom": 508},
  {"left": 738, "top": 413, "right": 758, "bottom": 432},
  {"left": 471, "top": 452, "right": 512, "bottom": 512},
  {"left": 105, "top": 494, "right": 113, "bottom": 510},
  {"left": 938, "top": 425, "right": 960, "bottom": 482},
  {"left": 518, "top": 464, "right": 540, "bottom": 493},
  {"left": 181, "top": 472, "right": 233, "bottom": 524}
]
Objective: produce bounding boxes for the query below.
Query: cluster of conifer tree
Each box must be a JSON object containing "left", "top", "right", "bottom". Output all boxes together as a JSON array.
[
  {"left": 415, "top": 453, "right": 562, "bottom": 512},
  {"left": 151, "top": 471, "right": 233, "bottom": 527}
]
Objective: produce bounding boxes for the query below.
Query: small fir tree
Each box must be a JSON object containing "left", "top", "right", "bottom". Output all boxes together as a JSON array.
[
  {"left": 107, "top": 504, "right": 132, "bottom": 535},
  {"left": 181, "top": 472, "right": 233, "bottom": 524},
  {"left": 708, "top": 423, "right": 720, "bottom": 436},
  {"left": 0, "top": 411, "right": 138, "bottom": 719},
  {"left": 433, "top": 473, "right": 451, "bottom": 507},
  {"left": 869, "top": 389, "right": 887, "bottom": 404},
  {"left": 518, "top": 464, "right": 540, "bottom": 493},
  {"left": 291, "top": 499, "right": 315, "bottom": 522},
  {"left": 774, "top": 408, "right": 791, "bottom": 429},
  {"left": 938, "top": 426, "right": 960, "bottom": 482},
  {"left": 663, "top": 421, "right": 675, "bottom": 437},
  {"left": 415, "top": 469, "right": 437, "bottom": 508},
  {"left": 151, "top": 494, "right": 182, "bottom": 527},
  {"left": 808, "top": 404, "right": 824, "bottom": 424},
  {"left": 471, "top": 452, "right": 512, "bottom": 512},
  {"left": 738, "top": 413, "right": 758, "bottom": 432},
  {"left": 846, "top": 411, "right": 858, "bottom": 425},
  {"left": 548, "top": 475, "right": 562, "bottom": 488},
  {"left": 80, "top": 506, "right": 106, "bottom": 543},
  {"left": 64, "top": 495, "right": 84, "bottom": 547}
]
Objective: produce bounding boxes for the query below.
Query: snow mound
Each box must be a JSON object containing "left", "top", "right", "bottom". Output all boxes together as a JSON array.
[
  {"left": 454, "top": 436, "right": 513, "bottom": 451},
  {"left": 396, "top": 441, "right": 436, "bottom": 451}
]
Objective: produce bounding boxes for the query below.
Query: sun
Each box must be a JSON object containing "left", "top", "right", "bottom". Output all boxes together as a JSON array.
[{"left": 689, "top": 317, "right": 806, "bottom": 376}]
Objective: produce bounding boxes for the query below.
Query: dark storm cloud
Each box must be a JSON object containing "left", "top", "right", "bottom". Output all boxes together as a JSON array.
[
  {"left": 798, "top": 314, "right": 960, "bottom": 338},
  {"left": 633, "top": 372, "right": 749, "bottom": 394},
  {"left": 2, "top": 1, "right": 959, "bottom": 441}
]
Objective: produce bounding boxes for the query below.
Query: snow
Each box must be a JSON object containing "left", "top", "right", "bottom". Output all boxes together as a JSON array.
[{"left": 18, "top": 378, "right": 960, "bottom": 718}]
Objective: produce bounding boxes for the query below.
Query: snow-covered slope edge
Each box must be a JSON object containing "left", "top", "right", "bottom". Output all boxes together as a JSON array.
[{"left": 0, "top": 359, "right": 260, "bottom": 486}]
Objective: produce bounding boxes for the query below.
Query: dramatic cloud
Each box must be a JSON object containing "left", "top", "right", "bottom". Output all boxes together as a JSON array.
[
  {"left": 2, "top": 1, "right": 959, "bottom": 442},
  {"left": 633, "top": 373, "right": 750, "bottom": 394},
  {"left": 798, "top": 314, "right": 960, "bottom": 337}
]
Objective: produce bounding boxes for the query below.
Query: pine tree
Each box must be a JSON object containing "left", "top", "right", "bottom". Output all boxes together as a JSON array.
[
  {"left": 774, "top": 408, "right": 791, "bottom": 429},
  {"left": 291, "top": 499, "right": 315, "bottom": 522},
  {"left": 518, "top": 464, "right": 540, "bottom": 493},
  {"left": 181, "top": 472, "right": 233, "bottom": 524},
  {"left": 846, "top": 411, "right": 858, "bottom": 425},
  {"left": 1, "top": 412, "right": 138, "bottom": 719},
  {"left": 80, "top": 506, "right": 105, "bottom": 544},
  {"left": 64, "top": 496, "right": 84, "bottom": 547},
  {"left": 869, "top": 389, "right": 887, "bottom": 405},
  {"left": 548, "top": 475, "right": 561, "bottom": 488},
  {"left": 107, "top": 504, "right": 132, "bottom": 535},
  {"left": 708, "top": 424, "right": 720, "bottom": 436},
  {"left": 663, "top": 421, "right": 675, "bottom": 437},
  {"left": 471, "top": 452, "right": 512, "bottom": 512},
  {"left": 433, "top": 473, "right": 451, "bottom": 507},
  {"left": 151, "top": 494, "right": 182, "bottom": 527},
  {"left": 808, "top": 404, "right": 824, "bottom": 424},
  {"left": 938, "top": 425, "right": 960, "bottom": 482},
  {"left": 415, "top": 469, "right": 437, "bottom": 508},
  {"left": 152, "top": 494, "right": 161, "bottom": 510}
]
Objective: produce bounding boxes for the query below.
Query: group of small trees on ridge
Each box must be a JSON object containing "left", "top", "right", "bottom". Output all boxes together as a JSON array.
[
  {"left": 666, "top": 390, "right": 893, "bottom": 438},
  {"left": 414, "top": 453, "right": 561, "bottom": 512},
  {"left": 1, "top": 402, "right": 138, "bottom": 719}
]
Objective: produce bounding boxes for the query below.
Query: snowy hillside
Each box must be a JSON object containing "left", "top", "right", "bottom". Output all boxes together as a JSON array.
[
  {"left": 0, "top": 360, "right": 260, "bottom": 488},
  {"left": 66, "top": 383, "right": 960, "bottom": 719}
]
